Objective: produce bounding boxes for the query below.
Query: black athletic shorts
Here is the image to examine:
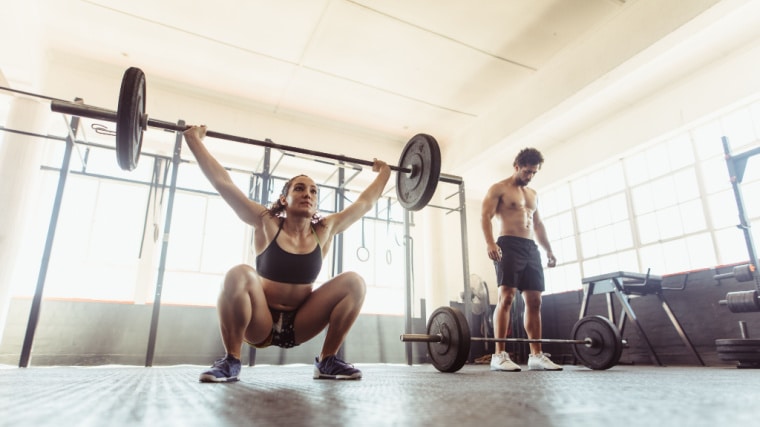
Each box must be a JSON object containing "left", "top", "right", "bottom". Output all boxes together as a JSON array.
[
  {"left": 493, "top": 236, "right": 545, "bottom": 292},
  {"left": 247, "top": 308, "right": 298, "bottom": 349}
]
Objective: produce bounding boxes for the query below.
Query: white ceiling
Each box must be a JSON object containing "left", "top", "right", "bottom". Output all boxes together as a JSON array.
[
  {"left": 33, "top": 0, "right": 622, "bottom": 135},
  {"left": 2, "top": 0, "right": 760, "bottom": 196}
]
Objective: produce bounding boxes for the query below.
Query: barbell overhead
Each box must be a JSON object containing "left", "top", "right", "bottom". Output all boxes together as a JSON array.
[
  {"left": 49, "top": 67, "right": 444, "bottom": 211},
  {"left": 396, "top": 134, "right": 441, "bottom": 211},
  {"left": 401, "top": 306, "right": 623, "bottom": 372}
]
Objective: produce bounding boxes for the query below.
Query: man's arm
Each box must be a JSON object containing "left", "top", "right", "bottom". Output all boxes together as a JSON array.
[
  {"left": 532, "top": 208, "right": 556, "bottom": 267},
  {"left": 481, "top": 185, "right": 501, "bottom": 261}
]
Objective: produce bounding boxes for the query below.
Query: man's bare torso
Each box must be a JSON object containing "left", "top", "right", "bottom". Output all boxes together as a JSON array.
[{"left": 494, "top": 177, "right": 536, "bottom": 239}]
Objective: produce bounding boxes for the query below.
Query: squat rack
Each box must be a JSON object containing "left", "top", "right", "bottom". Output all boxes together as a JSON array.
[{"left": 0, "top": 89, "right": 473, "bottom": 368}]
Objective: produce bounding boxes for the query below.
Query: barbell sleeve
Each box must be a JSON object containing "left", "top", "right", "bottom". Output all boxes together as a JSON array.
[
  {"left": 51, "top": 99, "right": 118, "bottom": 124},
  {"left": 399, "top": 334, "right": 443, "bottom": 343}
]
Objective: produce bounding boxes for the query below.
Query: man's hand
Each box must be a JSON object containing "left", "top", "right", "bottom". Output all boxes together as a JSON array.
[
  {"left": 486, "top": 242, "right": 501, "bottom": 261},
  {"left": 546, "top": 251, "right": 557, "bottom": 268}
]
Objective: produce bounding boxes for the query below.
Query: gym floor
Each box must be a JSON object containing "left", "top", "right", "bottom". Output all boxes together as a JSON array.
[{"left": 2, "top": 362, "right": 758, "bottom": 427}]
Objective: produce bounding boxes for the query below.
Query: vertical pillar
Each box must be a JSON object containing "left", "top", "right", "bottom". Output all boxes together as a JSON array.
[
  {"left": 0, "top": 96, "right": 48, "bottom": 344},
  {"left": 457, "top": 181, "right": 472, "bottom": 345},
  {"left": 404, "top": 208, "right": 413, "bottom": 365},
  {"left": 145, "top": 121, "right": 184, "bottom": 367}
]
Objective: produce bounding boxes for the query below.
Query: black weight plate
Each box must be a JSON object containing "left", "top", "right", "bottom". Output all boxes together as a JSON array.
[
  {"left": 715, "top": 338, "right": 760, "bottom": 346},
  {"left": 717, "top": 352, "right": 760, "bottom": 361},
  {"left": 733, "top": 265, "right": 755, "bottom": 282},
  {"left": 571, "top": 315, "right": 622, "bottom": 370},
  {"left": 396, "top": 134, "right": 441, "bottom": 211},
  {"left": 725, "top": 290, "right": 760, "bottom": 313},
  {"left": 716, "top": 345, "right": 760, "bottom": 353},
  {"left": 426, "top": 306, "right": 470, "bottom": 373},
  {"left": 116, "top": 67, "right": 146, "bottom": 171}
]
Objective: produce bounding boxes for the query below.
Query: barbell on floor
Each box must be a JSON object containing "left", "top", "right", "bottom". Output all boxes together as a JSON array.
[
  {"left": 400, "top": 306, "right": 623, "bottom": 372},
  {"left": 46, "top": 67, "right": 447, "bottom": 211}
]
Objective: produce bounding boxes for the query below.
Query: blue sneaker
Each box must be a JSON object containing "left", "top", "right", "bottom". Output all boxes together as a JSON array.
[
  {"left": 313, "top": 355, "right": 362, "bottom": 380},
  {"left": 199, "top": 355, "right": 241, "bottom": 383}
]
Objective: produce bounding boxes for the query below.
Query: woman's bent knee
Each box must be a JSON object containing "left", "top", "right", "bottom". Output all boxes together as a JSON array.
[
  {"left": 340, "top": 271, "right": 367, "bottom": 295},
  {"left": 222, "top": 264, "right": 259, "bottom": 294},
  {"left": 226, "top": 263, "right": 254, "bottom": 277}
]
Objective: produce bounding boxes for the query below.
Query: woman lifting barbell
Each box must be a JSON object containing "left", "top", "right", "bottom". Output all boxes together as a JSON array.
[{"left": 183, "top": 125, "right": 391, "bottom": 382}]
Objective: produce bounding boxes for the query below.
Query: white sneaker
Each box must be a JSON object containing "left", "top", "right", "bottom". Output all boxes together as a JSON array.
[
  {"left": 528, "top": 353, "right": 563, "bottom": 371},
  {"left": 490, "top": 351, "right": 521, "bottom": 372}
]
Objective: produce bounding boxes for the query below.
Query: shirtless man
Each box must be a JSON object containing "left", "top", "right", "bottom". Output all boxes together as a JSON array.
[{"left": 481, "top": 148, "right": 561, "bottom": 371}]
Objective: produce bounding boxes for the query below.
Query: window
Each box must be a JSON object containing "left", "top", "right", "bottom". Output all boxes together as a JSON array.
[
  {"left": 544, "top": 262, "right": 581, "bottom": 294},
  {"left": 340, "top": 202, "right": 406, "bottom": 314},
  {"left": 576, "top": 193, "right": 632, "bottom": 257},
  {"left": 543, "top": 211, "right": 577, "bottom": 263},
  {"left": 13, "top": 166, "right": 148, "bottom": 301},
  {"left": 539, "top": 98, "right": 760, "bottom": 294}
]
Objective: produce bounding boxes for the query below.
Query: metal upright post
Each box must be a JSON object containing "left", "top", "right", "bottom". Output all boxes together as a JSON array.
[
  {"left": 145, "top": 121, "right": 184, "bottom": 367},
  {"left": 722, "top": 137, "right": 760, "bottom": 282},
  {"left": 457, "top": 180, "right": 473, "bottom": 360},
  {"left": 249, "top": 147, "right": 271, "bottom": 367},
  {"left": 335, "top": 166, "right": 345, "bottom": 274},
  {"left": 18, "top": 106, "right": 81, "bottom": 368},
  {"left": 335, "top": 166, "right": 346, "bottom": 361},
  {"left": 404, "top": 208, "right": 414, "bottom": 365}
]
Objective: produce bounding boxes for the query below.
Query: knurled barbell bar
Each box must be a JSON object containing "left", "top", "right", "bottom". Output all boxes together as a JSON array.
[
  {"left": 41, "top": 67, "right": 448, "bottom": 211},
  {"left": 400, "top": 306, "right": 623, "bottom": 372}
]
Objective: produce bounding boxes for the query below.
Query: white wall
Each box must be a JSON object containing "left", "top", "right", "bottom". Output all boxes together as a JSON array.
[
  {"left": 540, "top": 34, "right": 760, "bottom": 187},
  {"left": 0, "top": 97, "right": 50, "bottom": 343}
]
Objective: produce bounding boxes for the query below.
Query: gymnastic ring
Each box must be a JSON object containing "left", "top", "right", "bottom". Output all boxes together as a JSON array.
[
  {"left": 356, "top": 246, "right": 370, "bottom": 262},
  {"left": 356, "top": 217, "right": 370, "bottom": 262}
]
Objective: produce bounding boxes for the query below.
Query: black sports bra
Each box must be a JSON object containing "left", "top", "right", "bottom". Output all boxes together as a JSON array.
[{"left": 255, "top": 221, "right": 323, "bottom": 284}]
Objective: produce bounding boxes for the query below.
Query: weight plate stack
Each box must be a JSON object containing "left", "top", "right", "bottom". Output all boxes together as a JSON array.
[{"left": 715, "top": 338, "right": 760, "bottom": 367}]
